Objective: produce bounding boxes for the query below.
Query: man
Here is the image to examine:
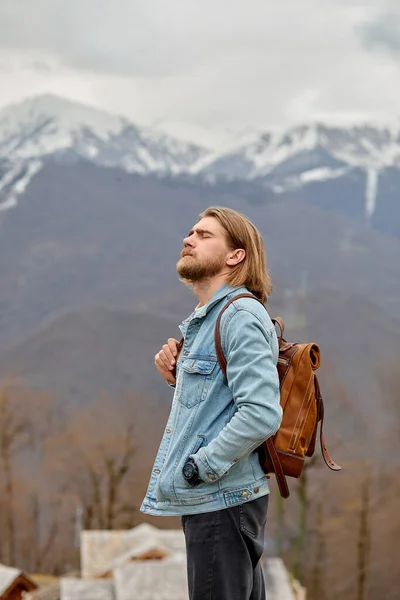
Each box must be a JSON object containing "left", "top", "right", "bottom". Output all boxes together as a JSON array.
[{"left": 140, "top": 206, "right": 282, "bottom": 600}]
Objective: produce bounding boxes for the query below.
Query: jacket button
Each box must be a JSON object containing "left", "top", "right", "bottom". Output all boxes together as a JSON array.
[
  {"left": 166, "top": 429, "right": 172, "bottom": 434},
  {"left": 154, "top": 469, "right": 160, "bottom": 474},
  {"left": 240, "top": 491, "right": 249, "bottom": 498},
  {"left": 254, "top": 487, "right": 259, "bottom": 493},
  {"left": 206, "top": 472, "right": 216, "bottom": 480}
]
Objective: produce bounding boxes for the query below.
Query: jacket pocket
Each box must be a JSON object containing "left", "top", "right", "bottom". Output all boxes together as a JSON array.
[
  {"left": 190, "top": 434, "right": 207, "bottom": 456},
  {"left": 175, "top": 435, "right": 211, "bottom": 496},
  {"left": 177, "top": 357, "right": 217, "bottom": 408}
]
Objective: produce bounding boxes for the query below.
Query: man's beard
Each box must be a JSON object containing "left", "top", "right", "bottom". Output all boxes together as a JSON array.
[{"left": 176, "top": 252, "right": 226, "bottom": 282}]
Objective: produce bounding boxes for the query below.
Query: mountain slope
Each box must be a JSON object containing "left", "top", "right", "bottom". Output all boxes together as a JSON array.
[
  {"left": 0, "top": 305, "right": 180, "bottom": 405},
  {"left": 0, "top": 159, "right": 399, "bottom": 352},
  {"left": 0, "top": 94, "right": 208, "bottom": 203}
]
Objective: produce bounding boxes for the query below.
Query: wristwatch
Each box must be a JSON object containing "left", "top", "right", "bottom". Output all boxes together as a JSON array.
[{"left": 182, "top": 457, "right": 203, "bottom": 486}]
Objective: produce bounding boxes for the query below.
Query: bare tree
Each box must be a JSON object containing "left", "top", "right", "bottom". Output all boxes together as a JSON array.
[
  {"left": 0, "top": 380, "right": 32, "bottom": 564},
  {"left": 310, "top": 502, "right": 326, "bottom": 600},
  {"left": 46, "top": 393, "right": 137, "bottom": 532},
  {"left": 356, "top": 473, "right": 371, "bottom": 600},
  {"left": 291, "top": 455, "right": 318, "bottom": 581}
]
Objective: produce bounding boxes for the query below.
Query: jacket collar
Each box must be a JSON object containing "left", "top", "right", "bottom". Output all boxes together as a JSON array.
[
  {"left": 189, "top": 283, "right": 246, "bottom": 320},
  {"left": 178, "top": 283, "right": 246, "bottom": 338}
]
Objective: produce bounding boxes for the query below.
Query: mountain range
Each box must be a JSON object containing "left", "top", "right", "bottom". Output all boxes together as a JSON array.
[
  {"left": 1, "top": 94, "right": 399, "bottom": 239},
  {"left": 0, "top": 93, "right": 398, "bottom": 432}
]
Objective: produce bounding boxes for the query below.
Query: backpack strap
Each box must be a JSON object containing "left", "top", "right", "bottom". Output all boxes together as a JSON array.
[
  {"left": 314, "top": 377, "right": 341, "bottom": 471},
  {"left": 214, "top": 293, "right": 290, "bottom": 499},
  {"left": 272, "top": 316, "right": 285, "bottom": 338},
  {"left": 214, "top": 293, "right": 263, "bottom": 372}
]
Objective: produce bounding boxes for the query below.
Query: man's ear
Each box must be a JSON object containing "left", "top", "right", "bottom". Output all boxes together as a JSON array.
[{"left": 226, "top": 249, "right": 245, "bottom": 266}]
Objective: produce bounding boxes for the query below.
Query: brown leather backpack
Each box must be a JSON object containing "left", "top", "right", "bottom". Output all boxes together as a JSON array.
[{"left": 215, "top": 293, "right": 341, "bottom": 499}]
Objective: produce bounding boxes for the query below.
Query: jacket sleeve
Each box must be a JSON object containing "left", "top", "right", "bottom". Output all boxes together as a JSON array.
[{"left": 191, "top": 307, "right": 283, "bottom": 484}]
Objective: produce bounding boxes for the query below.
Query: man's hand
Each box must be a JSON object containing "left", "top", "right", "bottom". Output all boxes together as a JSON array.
[{"left": 154, "top": 338, "right": 182, "bottom": 384}]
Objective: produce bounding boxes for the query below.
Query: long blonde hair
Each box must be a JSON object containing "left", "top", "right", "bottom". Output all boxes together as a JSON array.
[{"left": 199, "top": 206, "right": 272, "bottom": 304}]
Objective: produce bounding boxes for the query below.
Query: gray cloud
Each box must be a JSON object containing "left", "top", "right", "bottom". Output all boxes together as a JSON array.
[
  {"left": 0, "top": 0, "right": 374, "bottom": 79},
  {"left": 1, "top": 0, "right": 294, "bottom": 78},
  {"left": 1, "top": 0, "right": 399, "bottom": 140},
  {"left": 29, "top": 60, "right": 54, "bottom": 73},
  {"left": 0, "top": 0, "right": 211, "bottom": 77},
  {"left": 360, "top": 12, "right": 400, "bottom": 59},
  {"left": 358, "top": 0, "right": 400, "bottom": 60}
]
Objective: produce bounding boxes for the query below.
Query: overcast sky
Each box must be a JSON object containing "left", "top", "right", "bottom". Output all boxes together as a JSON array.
[{"left": 0, "top": 0, "right": 399, "bottom": 146}]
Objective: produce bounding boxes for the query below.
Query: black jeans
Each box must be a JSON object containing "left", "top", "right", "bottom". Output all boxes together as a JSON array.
[{"left": 181, "top": 494, "right": 269, "bottom": 600}]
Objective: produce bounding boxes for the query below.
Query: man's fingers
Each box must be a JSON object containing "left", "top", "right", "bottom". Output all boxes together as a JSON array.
[
  {"left": 154, "top": 352, "right": 176, "bottom": 384},
  {"left": 168, "top": 338, "right": 180, "bottom": 357},
  {"left": 162, "top": 343, "right": 175, "bottom": 367},
  {"left": 154, "top": 350, "right": 164, "bottom": 369},
  {"left": 155, "top": 350, "right": 174, "bottom": 372},
  {"left": 154, "top": 338, "right": 181, "bottom": 384}
]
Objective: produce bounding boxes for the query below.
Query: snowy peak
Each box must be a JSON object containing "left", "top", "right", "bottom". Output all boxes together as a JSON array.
[
  {"left": 278, "top": 122, "right": 400, "bottom": 168},
  {"left": 0, "top": 94, "right": 208, "bottom": 172},
  {"left": 3, "top": 94, "right": 399, "bottom": 184},
  {"left": 1, "top": 94, "right": 400, "bottom": 225},
  {"left": 0, "top": 94, "right": 125, "bottom": 136},
  {"left": 199, "top": 121, "right": 400, "bottom": 182},
  {"left": 194, "top": 121, "right": 400, "bottom": 222},
  {"left": 0, "top": 94, "right": 210, "bottom": 207},
  {"left": 0, "top": 94, "right": 126, "bottom": 160}
]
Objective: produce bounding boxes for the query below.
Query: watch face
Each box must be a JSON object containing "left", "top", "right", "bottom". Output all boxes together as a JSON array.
[{"left": 183, "top": 462, "right": 195, "bottom": 479}]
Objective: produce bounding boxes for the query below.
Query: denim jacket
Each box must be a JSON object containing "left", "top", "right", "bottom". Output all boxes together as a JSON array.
[{"left": 140, "top": 283, "right": 282, "bottom": 517}]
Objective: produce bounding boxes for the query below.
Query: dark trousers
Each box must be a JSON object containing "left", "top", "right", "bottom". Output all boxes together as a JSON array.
[{"left": 181, "top": 494, "right": 269, "bottom": 600}]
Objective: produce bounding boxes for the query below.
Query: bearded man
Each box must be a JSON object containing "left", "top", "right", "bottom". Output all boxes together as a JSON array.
[{"left": 140, "top": 206, "right": 282, "bottom": 600}]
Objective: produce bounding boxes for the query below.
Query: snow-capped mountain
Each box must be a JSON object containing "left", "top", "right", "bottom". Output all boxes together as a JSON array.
[
  {"left": 197, "top": 122, "right": 400, "bottom": 181},
  {"left": 0, "top": 94, "right": 399, "bottom": 233},
  {"left": 195, "top": 122, "right": 400, "bottom": 222},
  {"left": 0, "top": 94, "right": 209, "bottom": 206}
]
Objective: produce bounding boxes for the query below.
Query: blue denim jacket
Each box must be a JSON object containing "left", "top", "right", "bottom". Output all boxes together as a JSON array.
[{"left": 140, "top": 283, "right": 282, "bottom": 517}]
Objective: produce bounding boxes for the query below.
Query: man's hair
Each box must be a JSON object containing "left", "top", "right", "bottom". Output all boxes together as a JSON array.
[{"left": 199, "top": 206, "right": 272, "bottom": 304}]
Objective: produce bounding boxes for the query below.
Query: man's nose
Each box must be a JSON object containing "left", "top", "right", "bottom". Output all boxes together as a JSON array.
[{"left": 183, "top": 235, "right": 194, "bottom": 247}]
